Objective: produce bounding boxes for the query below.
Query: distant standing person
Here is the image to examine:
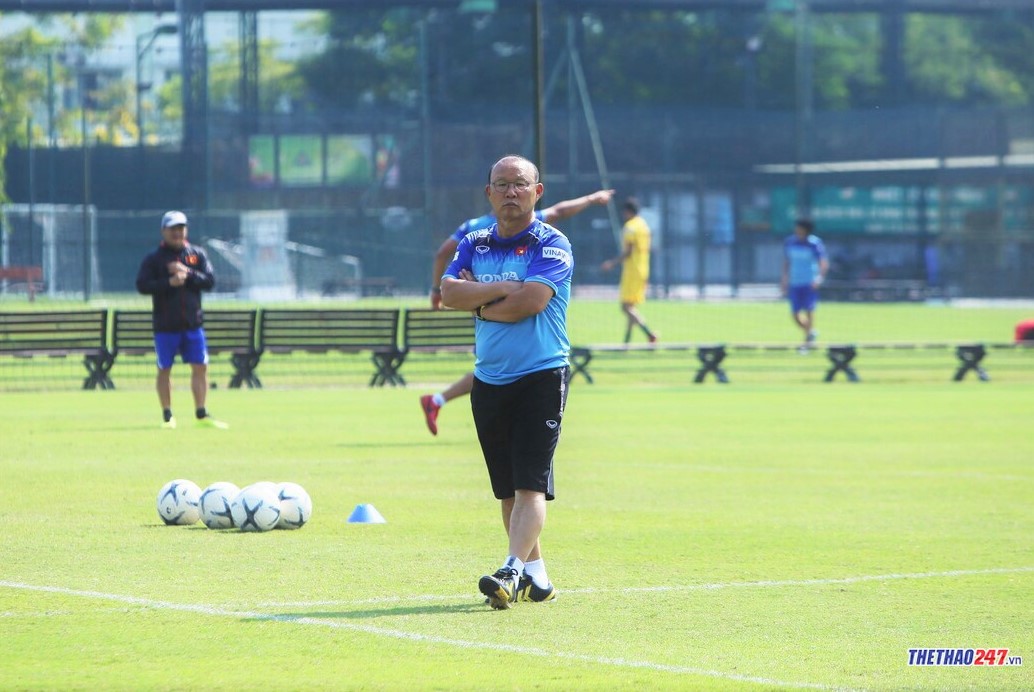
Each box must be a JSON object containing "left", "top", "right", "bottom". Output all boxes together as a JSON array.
[
  {"left": 440, "top": 154, "right": 573, "bottom": 609},
  {"left": 420, "top": 187, "right": 613, "bottom": 436},
  {"left": 136, "top": 211, "right": 228, "bottom": 430},
  {"left": 781, "top": 218, "right": 829, "bottom": 351},
  {"left": 600, "top": 197, "right": 657, "bottom": 344}
]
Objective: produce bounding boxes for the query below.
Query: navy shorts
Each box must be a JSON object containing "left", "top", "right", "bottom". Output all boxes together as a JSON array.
[
  {"left": 154, "top": 328, "right": 209, "bottom": 369},
  {"left": 470, "top": 367, "right": 569, "bottom": 501},
  {"left": 788, "top": 285, "right": 818, "bottom": 313}
]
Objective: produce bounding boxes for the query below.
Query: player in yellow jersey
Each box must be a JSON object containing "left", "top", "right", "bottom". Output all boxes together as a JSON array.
[{"left": 601, "top": 197, "right": 657, "bottom": 343}]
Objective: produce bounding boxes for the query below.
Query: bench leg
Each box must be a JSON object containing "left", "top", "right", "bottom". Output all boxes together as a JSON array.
[
  {"left": 824, "top": 347, "right": 860, "bottom": 383},
  {"left": 370, "top": 352, "right": 406, "bottom": 387},
  {"left": 83, "top": 352, "right": 115, "bottom": 390},
  {"left": 694, "top": 346, "right": 728, "bottom": 384},
  {"left": 230, "top": 353, "right": 263, "bottom": 389},
  {"left": 569, "top": 348, "right": 594, "bottom": 384},
  {"left": 953, "top": 345, "right": 989, "bottom": 382}
]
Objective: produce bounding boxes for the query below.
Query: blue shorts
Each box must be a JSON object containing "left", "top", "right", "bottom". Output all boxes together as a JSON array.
[
  {"left": 154, "top": 328, "right": 209, "bottom": 369},
  {"left": 788, "top": 285, "right": 818, "bottom": 313}
]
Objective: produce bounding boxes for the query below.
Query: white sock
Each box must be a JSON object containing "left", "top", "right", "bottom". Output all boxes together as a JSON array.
[
  {"left": 501, "top": 555, "right": 524, "bottom": 579},
  {"left": 432, "top": 393, "right": 446, "bottom": 408},
  {"left": 523, "top": 558, "right": 550, "bottom": 588}
]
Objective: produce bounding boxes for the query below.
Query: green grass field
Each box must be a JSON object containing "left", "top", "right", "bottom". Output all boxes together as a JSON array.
[
  {"left": 1, "top": 297, "right": 1032, "bottom": 690},
  {"left": 1, "top": 383, "right": 1032, "bottom": 687}
]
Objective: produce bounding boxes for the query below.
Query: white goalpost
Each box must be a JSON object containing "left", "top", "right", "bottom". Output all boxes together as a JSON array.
[{"left": 0, "top": 203, "right": 101, "bottom": 298}]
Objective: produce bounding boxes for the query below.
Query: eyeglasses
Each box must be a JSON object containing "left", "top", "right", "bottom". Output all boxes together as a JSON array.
[{"left": 491, "top": 179, "right": 536, "bottom": 193}]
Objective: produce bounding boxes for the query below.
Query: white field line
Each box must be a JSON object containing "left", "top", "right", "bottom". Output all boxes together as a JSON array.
[
  {"left": 0, "top": 580, "right": 841, "bottom": 691},
  {"left": 4, "top": 568, "right": 1031, "bottom": 688},
  {"left": 254, "top": 566, "right": 1034, "bottom": 607}
]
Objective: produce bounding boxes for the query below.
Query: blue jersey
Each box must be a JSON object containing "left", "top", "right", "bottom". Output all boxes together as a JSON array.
[
  {"left": 444, "top": 218, "right": 573, "bottom": 385},
  {"left": 449, "top": 210, "right": 546, "bottom": 244},
  {"left": 784, "top": 234, "right": 827, "bottom": 287}
]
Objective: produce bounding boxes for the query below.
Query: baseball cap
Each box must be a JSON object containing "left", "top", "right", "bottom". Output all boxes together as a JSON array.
[{"left": 161, "top": 210, "right": 188, "bottom": 228}]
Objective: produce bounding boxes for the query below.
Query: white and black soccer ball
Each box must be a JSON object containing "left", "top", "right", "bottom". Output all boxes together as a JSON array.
[
  {"left": 240, "top": 481, "right": 278, "bottom": 496},
  {"left": 275, "top": 482, "right": 312, "bottom": 530},
  {"left": 156, "top": 479, "right": 202, "bottom": 526},
  {"left": 230, "top": 485, "right": 281, "bottom": 532},
  {"left": 198, "top": 482, "right": 240, "bottom": 530}
]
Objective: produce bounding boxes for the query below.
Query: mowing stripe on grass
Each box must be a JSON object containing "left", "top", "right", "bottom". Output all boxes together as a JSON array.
[
  {"left": 253, "top": 565, "right": 1034, "bottom": 607},
  {"left": 650, "top": 464, "right": 1033, "bottom": 483},
  {"left": 0, "top": 580, "right": 841, "bottom": 691},
  {"left": 595, "top": 566, "right": 1034, "bottom": 594}
]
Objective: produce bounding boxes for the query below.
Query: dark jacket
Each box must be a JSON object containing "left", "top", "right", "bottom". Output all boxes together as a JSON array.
[{"left": 136, "top": 242, "right": 216, "bottom": 332}]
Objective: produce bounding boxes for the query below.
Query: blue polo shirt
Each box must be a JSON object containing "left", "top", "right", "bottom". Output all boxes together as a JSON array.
[
  {"left": 444, "top": 218, "right": 573, "bottom": 385},
  {"left": 784, "top": 234, "right": 827, "bottom": 287}
]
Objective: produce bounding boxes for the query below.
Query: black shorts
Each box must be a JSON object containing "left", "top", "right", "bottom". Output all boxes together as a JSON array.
[{"left": 470, "top": 367, "right": 569, "bottom": 501}]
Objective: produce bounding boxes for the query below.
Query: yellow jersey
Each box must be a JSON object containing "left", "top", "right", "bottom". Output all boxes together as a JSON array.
[{"left": 619, "top": 215, "right": 651, "bottom": 304}]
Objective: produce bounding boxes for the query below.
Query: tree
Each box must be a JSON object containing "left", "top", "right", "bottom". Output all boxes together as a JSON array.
[
  {"left": 973, "top": 12, "right": 1034, "bottom": 103},
  {"left": 0, "top": 13, "right": 123, "bottom": 200},
  {"left": 752, "top": 11, "right": 882, "bottom": 110},
  {"left": 206, "top": 38, "right": 308, "bottom": 114},
  {"left": 226, "top": 6, "right": 1034, "bottom": 119},
  {"left": 294, "top": 8, "right": 421, "bottom": 112},
  {"left": 294, "top": 6, "right": 540, "bottom": 114},
  {"left": 0, "top": 24, "right": 58, "bottom": 203},
  {"left": 905, "top": 13, "right": 1028, "bottom": 106}
]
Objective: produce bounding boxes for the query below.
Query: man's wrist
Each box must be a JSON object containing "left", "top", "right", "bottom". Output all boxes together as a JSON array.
[
  {"left": 476, "top": 304, "right": 487, "bottom": 321},
  {"left": 431, "top": 287, "right": 441, "bottom": 294}
]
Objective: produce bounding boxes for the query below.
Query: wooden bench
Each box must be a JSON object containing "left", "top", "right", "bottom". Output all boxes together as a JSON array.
[
  {"left": 0, "top": 310, "right": 111, "bottom": 389},
  {"left": 320, "top": 276, "right": 397, "bottom": 297},
  {"left": 570, "top": 342, "right": 704, "bottom": 384},
  {"left": 397, "top": 309, "right": 476, "bottom": 384},
  {"left": 0, "top": 266, "right": 44, "bottom": 301},
  {"left": 822, "top": 279, "right": 928, "bottom": 303},
  {"left": 820, "top": 341, "right": 1034, "bottom": 382},
  {"left": 112, "top": 310, "right": 261, "bottom": 388},
  {"left": 572, "top": 341, "right": 778, "bottom": 384},
  {"left": 571, "top": 340, "right": 1031, "bottom": 384},
  {"left": 258, "top": 309, "right": 403, "bottom": 387}
]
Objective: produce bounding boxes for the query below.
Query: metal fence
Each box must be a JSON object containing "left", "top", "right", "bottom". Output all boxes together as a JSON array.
[{"left": 3, "top": 191, "right": 1031, "bottom": 301}]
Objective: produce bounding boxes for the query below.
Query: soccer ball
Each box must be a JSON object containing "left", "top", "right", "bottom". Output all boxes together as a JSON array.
[
  {"left": 275, "top": 482, "right": 313, "bottom": 530},
  {"left": 156, "top": 479, "right": 202, "bottom": 526},
  {"left": 240, "top": 481, "right": 278, "bottom": 496},
  {"left": 198, "top": 482, "right": 240, "bottom": 529},
  {"left": 230, "top": 485, "right": 281, "bottom": 532}
]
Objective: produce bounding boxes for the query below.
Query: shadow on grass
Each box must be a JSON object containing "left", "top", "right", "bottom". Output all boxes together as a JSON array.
[{"left": 259, "top": 602, "right": 486, "bottom": 621}]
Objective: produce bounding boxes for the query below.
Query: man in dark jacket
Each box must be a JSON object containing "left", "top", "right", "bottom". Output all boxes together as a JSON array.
[{"left": 136, "top": 211, "right": 227, "bottom": 429}]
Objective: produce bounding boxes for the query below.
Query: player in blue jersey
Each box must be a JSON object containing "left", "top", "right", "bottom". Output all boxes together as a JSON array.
[
  {"left": 440, "top": 154, "right": 573, "bottom": 609},
  {"left": 781, "top": 218, "right": 829, "bottom": 351},
  {"left": 420, "top": 186, "right": 612, "bottom": 435}
]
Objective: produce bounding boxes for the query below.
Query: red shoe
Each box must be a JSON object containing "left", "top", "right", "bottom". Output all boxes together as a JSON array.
[
  {"left": 648, "top": 334, "right": 659, "bottom": 344},
  {"left": 419, "top": 395, "right": 440, "bottom": 436}
]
